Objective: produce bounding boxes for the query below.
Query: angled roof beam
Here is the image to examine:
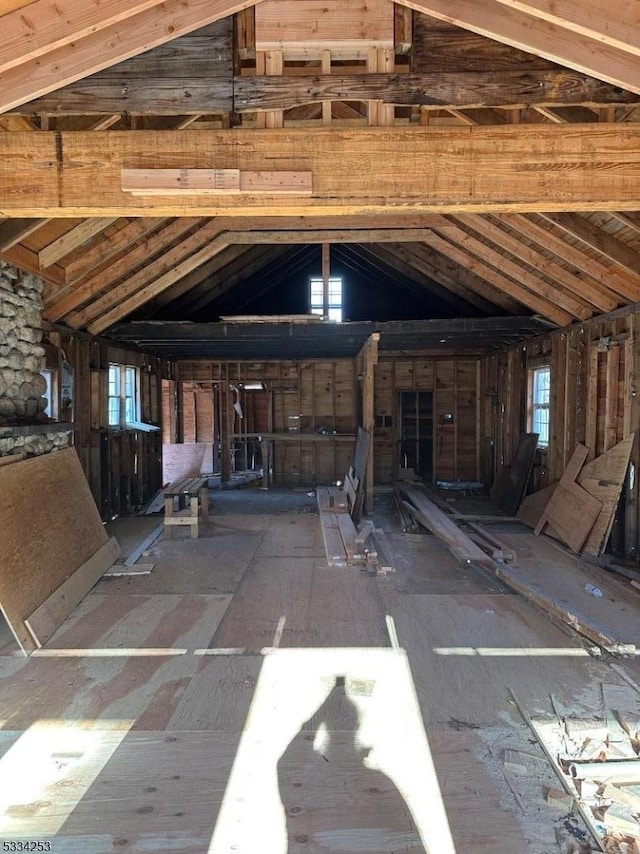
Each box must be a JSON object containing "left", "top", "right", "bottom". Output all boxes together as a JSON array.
[
  {"left": 400, "top": 0, "right": 640, "bottom": 95},
  {"left": 424, "top": 231, "right": 572, "bottom": 325},
  {"left": 66, "top": 221, "right": 226, "bottom": 329},
  {"left": 490, "top": 0, "right": 640, "bottom": 58},
  {"left": 541, "top": 213, "right": 640, "bottom": 278},
  {"left": 0, "top": 217, "right": 49, "bottom": 251},
  {"left": 45, "top": 218, "right": 203, "bottom": 319},
  {"left": 452, "top": 213, "right": 619, "bottom": 313},
  {"left": 379, "top": 241, "right": 526, "bottom": 314},
  {"left": 494, "top": 213, "right": 640, "bottom": 303},
  {"left": 38, "top": 217, "right": 119, "bottom": 269},
  {"left": 0, "top": 0, "right": 263, "bottom": 114},
  {"left": 432, "top": 222, "right": 591, "bottom": 320},
  {"left": 347, "top": 243, "right": 485, "bottom": 315},
  {"left": 179, "top": 246, "right": 294, "bottom": 314}
]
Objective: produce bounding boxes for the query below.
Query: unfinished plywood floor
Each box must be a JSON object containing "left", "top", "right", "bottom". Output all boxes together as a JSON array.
[{"left": 0, "top": 489, "right": 638, "bottom": 853}]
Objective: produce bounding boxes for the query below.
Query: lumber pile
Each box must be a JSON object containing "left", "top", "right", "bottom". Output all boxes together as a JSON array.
[
  {"left": 520, "top": 436, "right": 635, "bottom": 556},
  {"left": 513, "top": 690, "right": 640, "bottom": 852},
  {"left": 316, "top": 428, "right": 391, "bottom": 572},
  {"left": 0, "top": 447, "right": 121, "bottom": 653}
]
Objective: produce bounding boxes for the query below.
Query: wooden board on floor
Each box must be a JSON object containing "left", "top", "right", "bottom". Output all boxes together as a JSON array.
[
  {"left": 577, "top": 434, "right": 635, "bottom": 556},
  {"left": 25, "top": 537, "right": 122, "bottom": 648},
  {"left": 400, "top": 486, "right": 494, "bottom": 569},
  {"left": 0, "top": 447, "right": 109, "bottom": 654},
  {"left": 518, "top": 483, "right": 557, "bottom": 530},
  {"left": 491, "top": 433, "right": 539, "bottom": 516}
]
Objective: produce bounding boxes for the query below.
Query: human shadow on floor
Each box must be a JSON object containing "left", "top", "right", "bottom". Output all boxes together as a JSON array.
[{"left": 276, "top": 675, "right": 426, "bottom": 853}]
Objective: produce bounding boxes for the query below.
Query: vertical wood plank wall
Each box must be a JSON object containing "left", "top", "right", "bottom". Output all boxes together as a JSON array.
[
  {"left": 373, "top": 355, "right": 479, "bottom": 483},
  {"left": 44, "top": 329, "right": 170, "bottom": 520},
  {"left": 479, "top": 309, "right": 640, "bottom": 557}
]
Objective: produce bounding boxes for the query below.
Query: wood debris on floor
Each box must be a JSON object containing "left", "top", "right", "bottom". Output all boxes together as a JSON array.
[{"left": 512, "top": 687, "right": 640, "bottom": 852}]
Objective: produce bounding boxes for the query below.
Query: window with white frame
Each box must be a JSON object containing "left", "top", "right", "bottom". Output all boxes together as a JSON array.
[
  {"left": 108, "top": 363, "right": 140, "bottom": 427},
  {"left": 309, "top": 277, "right": 343, "bottom": 322},
  {"left": 529, "top": 365, "right": 550, "bottom": 447}
]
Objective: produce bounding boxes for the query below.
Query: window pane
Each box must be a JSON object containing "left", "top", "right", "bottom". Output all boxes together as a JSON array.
[
  {"left": 327, "top": 307, "right": 342, "bottom": 322},
  {"left": 108, "top": 397, "right": 120, "bottom": 426},
  {"left": 125, "top": 366, "right": 136, "bottom": 398},
  {"left": 108, "top": 364, "right": 120, "bottom": 397},
  {"left": 125, "top": 396, "right": 135, "bottom": 423}
]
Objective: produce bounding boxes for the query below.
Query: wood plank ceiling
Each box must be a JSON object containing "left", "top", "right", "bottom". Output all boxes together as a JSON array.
[{"left": 2, "top": 0, "right": 640, "bottom": 338}]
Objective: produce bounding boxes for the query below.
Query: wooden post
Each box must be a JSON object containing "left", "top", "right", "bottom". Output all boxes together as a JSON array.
[
  {"left": 625, "top": 314, "right": 640, "bottom": 558},
  {"left": 322, "top": 242, "right": 330, "bottom": 318},
  {"left": 359, "top": 333, "right": 380, "bottom": 515},
  {"left": 220, "top": 370, "right": 231, "bottom": 484}
]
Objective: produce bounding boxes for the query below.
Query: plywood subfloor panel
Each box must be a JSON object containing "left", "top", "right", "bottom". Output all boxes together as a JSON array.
[
  {"left": 97, "top": 522, "right": 265, "bottom": 595},
  {"left": 381, "top": 591, "right": 606, "bottom": 726},
  {"left": 384, "top": 532, "right": 507, "bottom": 595},
  {"left": 212, "top": 556, "right": 389, "bottom": 649}
]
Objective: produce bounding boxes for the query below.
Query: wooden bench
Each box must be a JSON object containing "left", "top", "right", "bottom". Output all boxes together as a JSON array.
[{"left": 163, "top": 477, "right": 210, "bottom": 539}]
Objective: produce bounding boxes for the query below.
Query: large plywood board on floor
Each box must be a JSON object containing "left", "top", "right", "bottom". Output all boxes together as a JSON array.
[{"left": 0, "top": 447, "right": 108, "bottom": 653}]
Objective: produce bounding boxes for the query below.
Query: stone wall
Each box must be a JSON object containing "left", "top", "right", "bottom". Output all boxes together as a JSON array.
[{"left": 0, "top": 260, "right": 71, "bottom": 457}]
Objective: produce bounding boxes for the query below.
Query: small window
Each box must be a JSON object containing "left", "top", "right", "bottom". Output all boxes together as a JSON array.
[
  {"left": 309, "top": 277, "right": 343, "bottom": 322},
  {"left": 529, "top": 365, "right": 550, "bottom": 447},
  {"left": 108, "top": 363, "right": 140, "bottom": 427}
]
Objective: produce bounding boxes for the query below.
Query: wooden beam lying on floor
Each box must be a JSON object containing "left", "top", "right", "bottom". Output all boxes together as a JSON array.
[
  {"left": 5, "top": 126, "right": 640, "bottom": 216},
  {"left": 399, "top": 485, "right": 495, "bottom": 568}
]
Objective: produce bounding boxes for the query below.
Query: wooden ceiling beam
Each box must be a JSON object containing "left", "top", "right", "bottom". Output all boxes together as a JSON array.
[
  {"left": 5, "top": 126, "right": 640, "bottom": 216},
  {"left": 493, "top": 213, "right": 640, "bottom": 303},
  {"left": 452, "top": 213, "right": 619, "bottom": 313},
  {"left": 0, "top": 0, "right": 262, "bottom": 114},
  {"left": 401, "top": 0, "right": 640, "bottom": 95},
  {"left": 44, "top": 218, "right": 203, "bottom": 318},
  {"left": 234, "top": 70, "right": 638, "bottom": 113},
  {"left": 180, "top": 246, "right": 293, "bottom": 314},
  {"left": 542, "top": 212, "right": 640, "bottom": 277},
  {"left": 149, "top": 245, "right": 261, "bottom": 312}
]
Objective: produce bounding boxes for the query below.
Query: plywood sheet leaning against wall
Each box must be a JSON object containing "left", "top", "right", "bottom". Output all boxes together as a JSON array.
[
  {"left": 577, "top": 434, "right": 635, "bottom": 556},
  {"left": 0, "top": 447, "right": 121, "bottom": 654}
]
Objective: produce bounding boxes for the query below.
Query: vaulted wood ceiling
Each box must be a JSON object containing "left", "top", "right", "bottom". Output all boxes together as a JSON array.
[{"left": 2, "top": 0, "right": 640, "bottom": 340}]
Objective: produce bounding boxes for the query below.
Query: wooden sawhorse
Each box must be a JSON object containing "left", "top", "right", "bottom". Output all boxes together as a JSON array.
[{"left": 163, "top": 477, "right": 210, "bottom": 539}]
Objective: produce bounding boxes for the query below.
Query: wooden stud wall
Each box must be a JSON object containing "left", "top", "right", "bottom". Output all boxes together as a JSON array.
[
  {"left": 480, "top": 307, "right": 640, "bottom": 556},
  {"left": 44, "top": 328, "right": 170, "bottom": 520},
  {"left": 373, "top": 355, "right": 479, "bottom": 483},
  {"left": 177, "top": 359, "right": 357, "bottom": 486}
]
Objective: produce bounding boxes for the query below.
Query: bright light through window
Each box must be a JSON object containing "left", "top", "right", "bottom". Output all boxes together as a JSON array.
[
  {"left": 310, "top": 277, "right": 343, "bottom": 322},
  {"left": 530, "top": 365, "right": 550, "bottom": 447}
]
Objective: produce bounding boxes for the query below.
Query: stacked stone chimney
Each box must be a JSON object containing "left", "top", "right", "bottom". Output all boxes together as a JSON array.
[{"left": 0, "top": 260, "right": 71, "bottom": 457}]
